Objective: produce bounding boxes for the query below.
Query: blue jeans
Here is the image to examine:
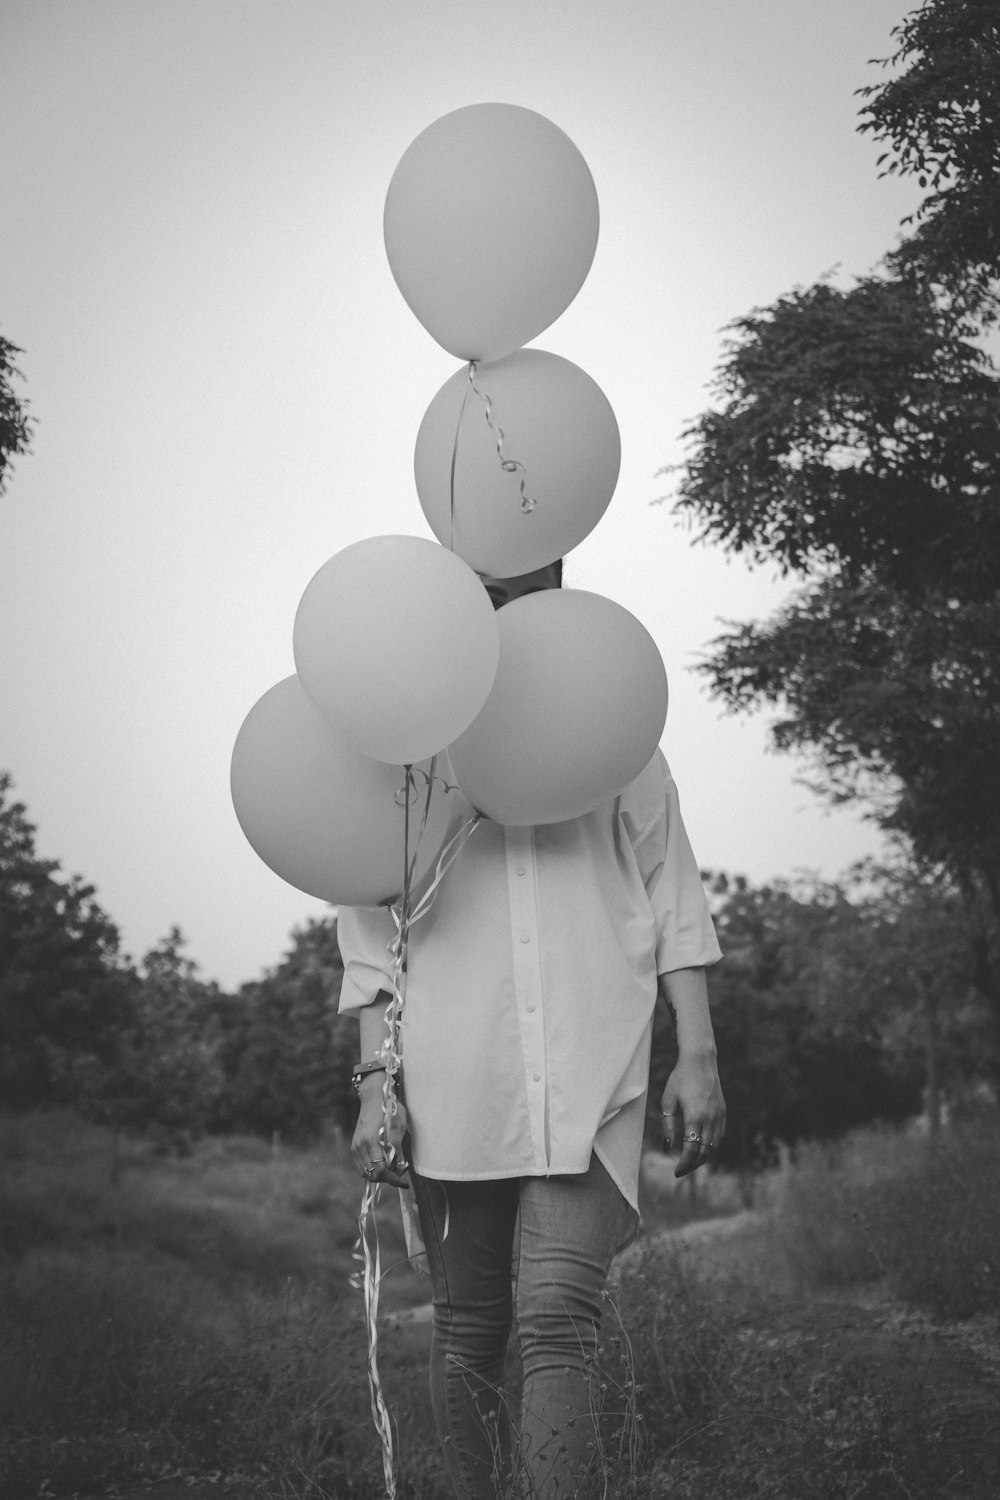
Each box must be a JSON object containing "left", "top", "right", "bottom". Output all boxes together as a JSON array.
[{"left": 411, "top": 1154, "right": 636, "bottom": 1499}]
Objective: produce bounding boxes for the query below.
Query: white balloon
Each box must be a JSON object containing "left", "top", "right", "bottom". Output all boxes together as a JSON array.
[
  {"left": 230, "top": 677, "right": 457, "bottom": 906},
  {"left": 384, "top": 104, "right": 599, "bottom": 362},
  {"left": 293, "top": 535, "right": 499, "bottom": 765},
  {"left": 449, "top": 589, "right": 668, "bottom": 825},
  {"left": 415, "top": 349, "right": 621, "bottom": 577}
]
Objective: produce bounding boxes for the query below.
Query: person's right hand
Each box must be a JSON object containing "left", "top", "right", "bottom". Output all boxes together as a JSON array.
[{"left": 352, "top": 1073, "right": 410, "bottom": 1188}]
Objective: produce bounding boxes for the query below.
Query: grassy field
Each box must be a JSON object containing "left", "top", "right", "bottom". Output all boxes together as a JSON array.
[{"left": 2, "top": 1109, "right": 999, "bottom": 1499}]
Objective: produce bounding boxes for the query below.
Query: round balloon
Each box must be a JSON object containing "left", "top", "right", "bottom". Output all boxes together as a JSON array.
[
  {"left": 293, "top": 535, "right": 499, "bottom": 765},
  {"left": 230, "top": 676, "right": 458, "bottom": 906},
  {"left": 384, "top": 104, "right": 599, "bottom": 362},
  {"left": 449, "top": 590, "right": 668, "bottom": 825},
  {"left": 415, "top": 349, "right": 621, "bottom": 577}
]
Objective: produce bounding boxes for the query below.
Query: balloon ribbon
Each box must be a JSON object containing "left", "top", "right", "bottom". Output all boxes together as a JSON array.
[
  {"left": 353, "top": 762, "right": 480, "bottom": 1497},
  {"left": 467, "top": 361, "right": 537, "bottom": 514},
  {"left": 448, "top": 362, "right": 538, "bottom": 556}
]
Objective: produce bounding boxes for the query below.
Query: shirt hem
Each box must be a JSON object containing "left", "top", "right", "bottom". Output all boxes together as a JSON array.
[{"left": 412, "top": 1162, "right": 583, "bottom": 1184}]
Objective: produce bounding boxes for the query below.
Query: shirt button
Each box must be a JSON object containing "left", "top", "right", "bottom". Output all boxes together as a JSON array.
[
  {"left": 520, "top": 933, "right": 531, "bottom": 944},
  {"left": 516, "top": 865, "right": 527, "bottom": 876},
  {"left": 532, "top": 1070, "right": 541, "bottom": 1083},
  {"left": 526, "top": 1001, "right": 536, "bottom": 1013}
]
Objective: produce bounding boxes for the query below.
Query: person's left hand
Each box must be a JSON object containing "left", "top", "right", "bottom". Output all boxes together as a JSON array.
[{"left": 661, "top": 1053, "right": 726, "bottom": 1178}]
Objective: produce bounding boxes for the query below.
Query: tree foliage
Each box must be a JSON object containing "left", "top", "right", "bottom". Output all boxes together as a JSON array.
[
  {"left": 705, "top": 579, "right": 1000, "bottom": 899},
  {"left": 213, "top": 917, "right": 354, "bottom": 1143},
  {"left": 652, "top": 862, "right": 989, "bottom": 1172},
  {"left": 858, "top": 0, "right": 1000, "bottom": 315},
  {"left": 670, "top": 0, "right": 1000, "bottom": 1028},
  {"left": 0, "top": 336, "right": 35, "bottom": 498},
  {"left": 673, "top": 873, "right": 926, "bottom": 1171},
  {"left": 4, "top": 773, "right": 991, "bottom": 1165},
  {"left": 0, "top": 770, "right": 357, "bottom": 1143},
  {"left": 676, "top": 276, "right": 1000, "bottom": 599},
  {"left": 0, "top": 773, "right": 133, "bottom": 1107}
]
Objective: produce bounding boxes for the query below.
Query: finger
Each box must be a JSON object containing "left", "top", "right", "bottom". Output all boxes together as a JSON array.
[
  {"left": 661, "top": 1101, "right": 682, "bottom": 1150},
  {"left": 354, "top": 1102, "right": 407, "bottom": 1167},
  {"left": 355, "top": 1140, "right": 385, "bottom": 1178},
  {"left": 701, "top": 1109, "right": 725, "bottom": 1156},
  {"left": 364, "top": 1166, "right": 410, "bottom": 1189},
  {"left": 380, "top": 1168, "right": 411, "bottom": 1189},
  {"left": 674, "top": 1121, "right": 709, "bottom": 1177},
  {"left": 358, "top": 1137, "right": 411, "bottom": 1189},
  {"left": 365, "top": 1166, "right": 410, "bottom": 1189},
  {"left": 382, "top": 1142, "right": 411, "bottom": 1186}
]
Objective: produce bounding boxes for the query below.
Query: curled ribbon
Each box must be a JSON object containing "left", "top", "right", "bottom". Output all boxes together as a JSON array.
[
  {"left": 354, "top": 1176, "right": 396, "bottom": 1496},
  {"left": 353, "top": 763, "right": 481, "bottom": 1497},
  {"left": 447, "top": 362, "right": 538, "bottom": 555},
  {"left": 467, "top": 361, "right": 537, "bottom": 515}
]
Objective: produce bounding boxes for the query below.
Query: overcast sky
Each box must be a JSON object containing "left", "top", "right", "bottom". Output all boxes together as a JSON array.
[{"left": 1, "top": 1, "right": 923, "bottom": 989}]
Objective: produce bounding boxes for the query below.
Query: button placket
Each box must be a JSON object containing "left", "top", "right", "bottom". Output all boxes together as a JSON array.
[{"left": 504, "top": 824, "right": 547, "bottom": 1167}]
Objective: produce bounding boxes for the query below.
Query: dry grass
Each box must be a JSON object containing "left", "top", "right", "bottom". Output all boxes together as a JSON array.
[
  {"left": 0, "top": 1111, "right": 432, "bottom": 1499},
  {"left": 770, "top": 1117, "right": 1000, "bottom": 1319},
  {"left": 2, "top": 1111, "right": 999, "bottom": 1498}
]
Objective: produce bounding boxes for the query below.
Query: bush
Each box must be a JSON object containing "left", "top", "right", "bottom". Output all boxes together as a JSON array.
[{"left": 773, "top": 1118, "right": 1000, "bottom": 1319}]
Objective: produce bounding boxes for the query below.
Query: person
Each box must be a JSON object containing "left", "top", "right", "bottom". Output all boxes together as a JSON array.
[{"left": 338, "top": 559, "right": 725, "bottom": 1499}]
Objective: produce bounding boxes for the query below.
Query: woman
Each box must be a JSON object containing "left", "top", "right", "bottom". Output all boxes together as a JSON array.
[{"left": 338, "top": 560, "right": 725, "bottom": 1499}]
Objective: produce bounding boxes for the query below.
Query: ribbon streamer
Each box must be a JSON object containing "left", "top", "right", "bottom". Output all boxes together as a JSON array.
[
  {"left": 447, "top": 362, "right": 538, "bottom": 555},
  {"left": 354, "top": 1176, "right": 396, "bottom": 1495},
  {"left": 448, "top": 380, "right": 474, "bottom": 553},
  {"left": 467, "top": 360, "right": 537, "bottom": 515},
  {"left": 353, "top": 765, "right": 481, "bottom": 1497}
]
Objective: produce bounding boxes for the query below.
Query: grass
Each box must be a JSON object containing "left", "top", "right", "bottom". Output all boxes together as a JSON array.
[
  {"left": 771, "top": 1116, "right": 1000, "bottom": 1319},
  {"left": 1, "top": 1110, "right": 999, "bottom": 1498},
  {"left": 0, "top": 1111, "right": 432, "bottom": 1499}
]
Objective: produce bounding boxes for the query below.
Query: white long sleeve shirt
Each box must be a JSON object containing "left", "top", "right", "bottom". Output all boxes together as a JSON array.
[{"left": 337, "top": 748, "right": 721, "bottom": 1214}]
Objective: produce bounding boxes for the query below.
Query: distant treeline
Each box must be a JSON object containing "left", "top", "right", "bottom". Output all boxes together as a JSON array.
[{"left": 1, "top": 772, "right": 996, "bottom": 1172}]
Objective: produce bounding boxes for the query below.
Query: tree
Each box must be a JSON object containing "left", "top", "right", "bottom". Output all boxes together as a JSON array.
[
  {"left": 0, "top": 773, "right": 133, "bottom": 1108},
  {"left": 669, "top": 0, "right": 1000, "bottom": 1037},
  {"left": 213, "top": 917, "right": 352, "bottom": 1142},
  {"left": 0, "top": 335, "right": 35, "bottom": 497},
  {"left": 674, "top": 275, "right": 1000, "bottom": 600},
  {"left": 858, "top": 0, "right": 1000, "bottom": 316},
  {"left": 658, "top": 873, "right": 925, "bottom": 1175},
  {"left": 114, "top": 928, "right": 225, "bottom": 1144},
  {"left": 701, "top": 578, "right": 1000, "bottom": 946},
  {"left": 815, "top": 858, "right": 995, "bottom": 1134}
]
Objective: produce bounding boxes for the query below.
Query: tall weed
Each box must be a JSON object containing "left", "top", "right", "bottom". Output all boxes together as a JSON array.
[
  {"left": 0, "top": 1113, "right": 433, "bottom": 1498},
  {"left": 773, "top": 1118, "right": 1000, "bottom": 1318}
]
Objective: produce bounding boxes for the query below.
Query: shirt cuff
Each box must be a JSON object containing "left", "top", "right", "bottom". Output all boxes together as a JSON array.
[
  {"left": 655, "top": 938, "right": 723, "bottom": 974},
  {"left": 338, "top": 966, "right": 392, "bottom": 1013}
]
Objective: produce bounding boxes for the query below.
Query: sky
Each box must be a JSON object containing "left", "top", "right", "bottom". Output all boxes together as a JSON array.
[{"left": 0, "top": 0, "right": 924, "bottom": 990}]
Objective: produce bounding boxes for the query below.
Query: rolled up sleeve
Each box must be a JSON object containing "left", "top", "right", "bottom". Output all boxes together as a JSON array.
[
  {"left": 619, "top": 751, "right": 722, "bottom": 975},
  {"left": 336, "top": 904, "right": 397, "bottom": 1012}
]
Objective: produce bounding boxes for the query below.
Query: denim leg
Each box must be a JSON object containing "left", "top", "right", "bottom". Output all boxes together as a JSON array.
[
  {"left": 411, "top": 1171, "right": 520, "bottom": 1499},
  {"left": 515, "top": 1155, "right": 635, "bottom": 1499}
]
